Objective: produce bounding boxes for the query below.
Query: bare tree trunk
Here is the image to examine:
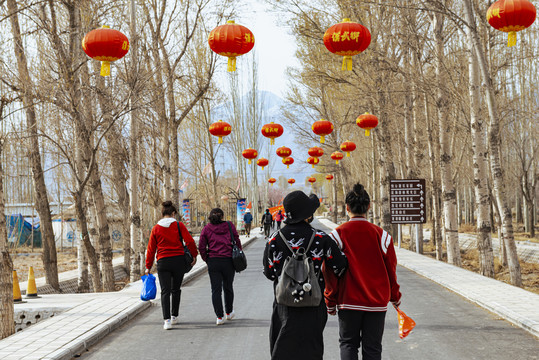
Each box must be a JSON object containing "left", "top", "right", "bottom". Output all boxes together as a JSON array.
[
  {"left": 425, "top": 94, "right": 443, "bottom": 260},
  {"left": 129, "top": 0, "right": 142, "bottom": 281},
  {"left": 433, "top": 11, "right": 461, "bottom": 266},
  {"left": 371, "top": 134, "right": 379, "bottom": 226},
  {"left": 467, "top": 27, "right": 494, "bottom": 277},
  {"left": 463, "top": 0, "right": 522, "bottom": 286},
  {"left": 0, "top": 137, "right": 15, "bottom": 339},
  {"left": 7, "top": 0, "right": 59, "bottom": 291}
]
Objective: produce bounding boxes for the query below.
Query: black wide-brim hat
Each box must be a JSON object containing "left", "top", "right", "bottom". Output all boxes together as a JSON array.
[{"left": 283, "top": 190, "right": 320, "bottom": 224}]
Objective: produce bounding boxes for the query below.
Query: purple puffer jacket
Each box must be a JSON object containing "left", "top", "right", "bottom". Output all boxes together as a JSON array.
[{"left": 198, "top": 221, "right": 242, "bottom": 262}]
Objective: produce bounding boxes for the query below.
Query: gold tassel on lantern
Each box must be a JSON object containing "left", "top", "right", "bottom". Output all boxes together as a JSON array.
[
  {"left": 227, "top": 57, "right": 236, "bottom": 72},
  {"left": 320, "top": 135, "right": 325, "bottom": 144},
  {"left": 508, "top": 31, "right": 517, "bottom": 47},
  {"left": 101, "top": 61, "right": 111, "bottom": 76},
  {"left": 342, "top": 56, "right": 353, "bottom": 71},
  {"left": 365, "top": 129, "right": 371, "bottom": 136},
  {"left": 218, "top": 136, "right": 223, "bottom": 144}
]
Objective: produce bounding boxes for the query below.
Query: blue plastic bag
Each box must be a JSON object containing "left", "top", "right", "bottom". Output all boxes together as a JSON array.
[{"left": 140, "top": 273, "right": 157, "bottom": 301}]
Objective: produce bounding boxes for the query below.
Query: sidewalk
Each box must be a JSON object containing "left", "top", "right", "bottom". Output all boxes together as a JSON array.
[
  {"left": 318, "top": 218, "right": 539, "bottom": 339},
  {"left": 0, "top": 234, "right": 259, "bottom": 360}
]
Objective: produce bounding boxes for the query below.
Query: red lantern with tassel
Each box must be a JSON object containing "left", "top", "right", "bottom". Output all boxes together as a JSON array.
[
  {"left": 261, "top": 122, "right": 284, "bottom": 145},
  {"left": 208, "top": 20, "right": 255, "bottom": 72},
  {"left": 308, "top": 177, "right": 317, "bottom": 185},
  {"left": 209, "top": 120, "right": 232, "bottom": 144},
  {"left": 268, "top": 178, "right": 277, "bottom": 186},
  {"left": 276, "top": 146, "right": 292, "bottom": 158},
  {"left": 312, "top": 119, "right": 334, "bottom": 144},
  {"left": 356, "top": 112, "right": 379, "bottom": 136},
  {"left": 308, "top": 146, "right": 324, "bottom": 158},
  {"left": 331, "top": 151, "right": 344, "bottom": 165},
  {"left": 340, "top": 141, "right": 356, "bottom": 157},
  {"left": 257, "top": 158, "right": 269, "bottom": 170},
  {"left": 82, "top": 26, "right": 129, "bottom": 77},
  {"left": 307, "top": 157, "right": 320, "bottom": 168},
  {"left": 242, "top": 148, "right": 258, "bottom": 164},
  {"left": 288, "top": 178, "right": 296, "bottom": 185},
  {"left": 323, "top": 19, "right": 371, "bottom": 71},
  {"left": 326, "top": 174, "right": 334, "bottom": 183},
  {"left": 282, "top": 157, "right": 294, "bottom": 169},
  {"left": 487, "top": 0, "right": 536, "bottom": 47}
]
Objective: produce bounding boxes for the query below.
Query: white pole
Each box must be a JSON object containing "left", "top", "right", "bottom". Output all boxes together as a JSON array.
[
  {"left": 415, "top": 224, "right": 420, "bottom": 253},
  {"left": 398, "top": 224, "right": 402, "bottom": 248}
]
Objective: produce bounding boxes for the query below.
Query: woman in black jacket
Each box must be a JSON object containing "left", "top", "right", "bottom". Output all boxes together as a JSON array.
[{"left": 263, "top": 191, "right": 347, "bottom": 360}]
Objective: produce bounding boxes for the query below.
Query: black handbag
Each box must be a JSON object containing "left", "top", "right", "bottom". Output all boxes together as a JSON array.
[
  {"left": 227, "top": 221, "right": 247, "bottom": 272},
  {"left": 177, "top": 222, "right": 194, "bottom": 273}
]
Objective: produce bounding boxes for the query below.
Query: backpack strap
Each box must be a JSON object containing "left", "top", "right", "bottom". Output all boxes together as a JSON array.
[{"left": 278, "top": 229, "right": 316, "bottom": 255}]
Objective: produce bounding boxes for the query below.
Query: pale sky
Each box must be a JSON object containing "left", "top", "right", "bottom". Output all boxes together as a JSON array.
[{"left": 224, "top": 1, "right": 299, "bottom": 97}]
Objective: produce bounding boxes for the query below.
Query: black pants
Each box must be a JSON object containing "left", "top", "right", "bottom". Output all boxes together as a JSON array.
[
  {"left": 276, "top": 221, "right": 282, "bottom": 230},
  {"left": 269, "top": 301, "right": 328, "bottom": 360},
  {"left": 156, "top": 255, "right": 187, "bottom": 320},
  {"left": 338, "top": 310, "right": 386, "bottom": 360},
  {"left": 264, "top": 224, "right": 272, "bottom": 237},
  {"left": 207, "top": 257, "right": 236, "bottom": 318}
]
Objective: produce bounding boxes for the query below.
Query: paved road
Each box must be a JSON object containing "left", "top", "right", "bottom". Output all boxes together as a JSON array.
[{"left": 82, "top": 222, "right": 538, "bottom": 360}]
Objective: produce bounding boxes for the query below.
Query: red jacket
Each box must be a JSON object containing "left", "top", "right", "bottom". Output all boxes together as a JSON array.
[
  {"left": 146, "top": 218, "right": 198, "bottom": 270},
  {"left": 323, "top": 217, "right": 401, "bottom": 312}
]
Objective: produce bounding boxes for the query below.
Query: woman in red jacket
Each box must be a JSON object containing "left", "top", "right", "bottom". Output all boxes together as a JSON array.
[
  {"left": 145, "top": 201, "right": 198, "bottom": 330},
  {"left": 323, "top": 183, "right": 401, "bottom": 360}
]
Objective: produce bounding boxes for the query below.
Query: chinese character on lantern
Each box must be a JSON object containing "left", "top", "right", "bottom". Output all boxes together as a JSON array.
[
  {"left": 312, "top": 119, "right": 334, "bottom": 144},
  {"left": 261, "top": 122, "right": 284, "bottom": 145},
  {"left": 282, "top": 157, "right": 294, "bottom": 169},
  {"left": 356, "top": 112, "right": 379, "bottom": 136},
  {"left": 257, "top": 158, "right": 269, "bottom": 170},
  {"left": 340, "top": 141, "right": 356, "bottom": 157},
  {"left": 331, "top": 151, "right": 344, "bottom": 165}
]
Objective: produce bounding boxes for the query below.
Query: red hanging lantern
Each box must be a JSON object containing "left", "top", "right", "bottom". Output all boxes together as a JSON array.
[
  {"left": 312, "top": 119, "right": 334, "bottom": 144},
  {"left": 323, "top": 18, "right": 371, "bottom": 71},
  {"left": 288, "top": 178, "right": 296, "bottom": 185},
  {"left": 308, "top": 146, "right": 324, "bottom": 158},
  {"left": 208, "top": 20, "right": 255, "bottom": 72},
  {"left": 242, "top": 148, "right": 258, "bottom": 164},
  {"left": 276, "top": 146, "right": 292, "bottom": 158},
  {"left": 331, "top": 151, "right": 344, "bottom": 165},
  {"left": 326, "top": 174, "right": 334, "bottom": 182},
  {"left": 356, "top": 112, "right": 379, "bottom": 136},
  {"left": 261, "top": 122, "right": 284, "bottom": 145},
  {"left": 487, "top": 0, "right": 536, "bottom": 47},
  {"left": 209, "top": 120, "right": 232, "bottom": 144},
  {"left": 268, "top": 178, "right": 277, "bottom": 186},
  {"left": 340, "top": 141, "right": 357, "bottom": 157},
  {"left": 308, "top": 177, "right": 317, "bottom": 185},
  {"left": 257, "top": 158, "right": 269, "bottom": 170},
  {"left": 282, "top": 157, "right": 294, "bottom": 169},
  {"left": 82, "top": 26, "right": 129, "bottom": 77},
  {"left": 307, "top": 157, "right": 320, "bottom": 169}
]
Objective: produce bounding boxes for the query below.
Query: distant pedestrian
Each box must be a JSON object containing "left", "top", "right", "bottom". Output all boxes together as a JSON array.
[
  {"left": 261, "top": 209, "right": 273, "bottom": 238},
  {"left": 274, "top": 209, "right": 283, "bottom": 230},
  {"left": 263, "top": 191, "right": 347, "bottom": 360},
  {"left": 198, "top": 208, "right": 243, "bottom": 325},
  {"left": 243, "top": 208, "right": 253, "bottom": 236},
  {"left": 145, "top": 201, "right": 198, "bottom": 330},
  {"left": 323, "top": 183, "right": 402, "bottom": 360}
]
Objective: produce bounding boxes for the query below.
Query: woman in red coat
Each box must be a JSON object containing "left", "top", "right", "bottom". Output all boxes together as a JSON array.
[{"left": 146, "top": 201, "right": 198, "bottom": 330}]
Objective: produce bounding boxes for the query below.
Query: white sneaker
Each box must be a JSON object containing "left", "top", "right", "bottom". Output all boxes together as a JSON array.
[
  {"left": 226, "top": 311, "right": 235, "bottom": 320},
  {"left": 164, "top": 319, "right": 172, "bottom": 330},
  {"left": 216, "top": 317, "right": 224, "bottom": 325},
  {"left": 171, "top": 316, "right": 178, "bottom": 325}
]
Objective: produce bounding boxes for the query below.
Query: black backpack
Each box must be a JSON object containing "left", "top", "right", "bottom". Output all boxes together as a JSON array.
[{"left": 274, "top": 230, "right": 322, "bottom": 307}]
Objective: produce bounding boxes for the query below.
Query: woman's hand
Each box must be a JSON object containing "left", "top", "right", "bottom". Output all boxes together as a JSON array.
[
  {"left": 191, "top": 257, "right": 197, "bottom": 266},
  {"left": 145, "top": 268, "right": 150, "bottom": 275}
]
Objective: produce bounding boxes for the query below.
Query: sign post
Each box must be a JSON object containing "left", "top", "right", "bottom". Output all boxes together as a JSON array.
[{"left": 390, "top": 179, "right": 427, "bottom": 224}]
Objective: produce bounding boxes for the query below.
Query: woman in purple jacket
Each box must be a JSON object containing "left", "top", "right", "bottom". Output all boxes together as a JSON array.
[{"left": 198, "top": 208, "right": 243, "bottom": 325}]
